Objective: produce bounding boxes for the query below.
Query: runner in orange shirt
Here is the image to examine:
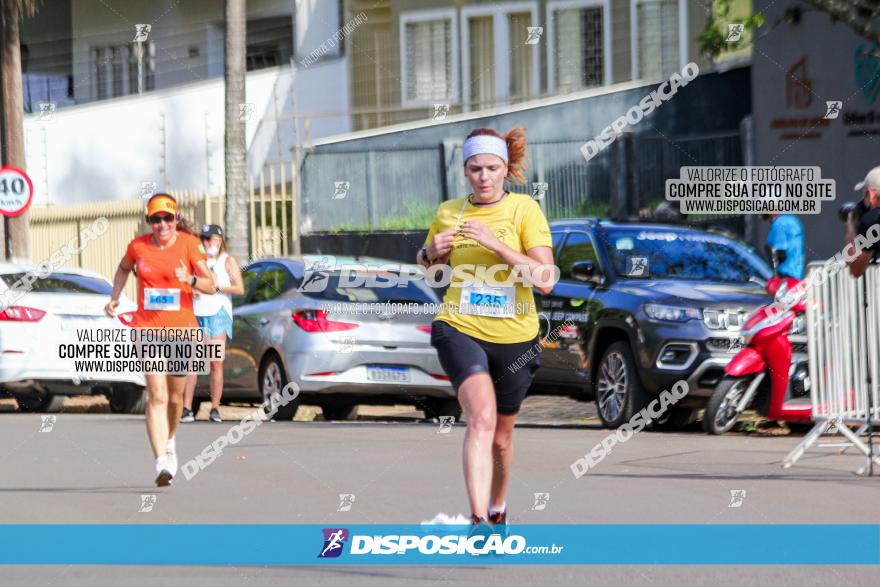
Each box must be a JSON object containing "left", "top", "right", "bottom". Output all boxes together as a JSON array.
[{"left": 105, "top": 193, "right": 215, "bottom": 486}]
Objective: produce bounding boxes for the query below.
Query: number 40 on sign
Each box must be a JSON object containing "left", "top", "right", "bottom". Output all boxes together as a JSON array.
[{"left": 0, "top": 166, "right": 34, "bottom": 217}]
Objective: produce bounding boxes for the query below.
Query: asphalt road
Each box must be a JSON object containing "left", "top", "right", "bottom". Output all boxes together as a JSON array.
[{"left": 1, "top": 413, "right": 878, "bottom": 585}]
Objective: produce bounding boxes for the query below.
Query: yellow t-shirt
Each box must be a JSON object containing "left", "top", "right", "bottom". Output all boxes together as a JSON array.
[{"left": 424, "top": 193, "right": 552, "bottom": 344}]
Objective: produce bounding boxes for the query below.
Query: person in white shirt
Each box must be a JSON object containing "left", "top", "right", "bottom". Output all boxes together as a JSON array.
[{"left": 182, "top": 225, "right": 245, "bottom": 422}]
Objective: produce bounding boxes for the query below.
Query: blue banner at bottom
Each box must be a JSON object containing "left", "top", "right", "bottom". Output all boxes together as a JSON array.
[{"left": 1, "top": 525, "right": 878, "bottom": 565}]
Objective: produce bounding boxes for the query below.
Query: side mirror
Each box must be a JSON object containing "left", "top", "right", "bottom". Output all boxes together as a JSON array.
[{"left": 571, "top": 261, "right": 601, "bottom": 284}]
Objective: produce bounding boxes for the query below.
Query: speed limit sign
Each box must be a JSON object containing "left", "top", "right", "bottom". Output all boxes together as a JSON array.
[{"left": 0, "top": 166, "right": 34, "bottom": 217}]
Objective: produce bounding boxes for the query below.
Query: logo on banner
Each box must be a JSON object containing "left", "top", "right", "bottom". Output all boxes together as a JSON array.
[
  {"left": 854, "top": 43, "right": 880, "bottom": 105},
  {"left": 785, "top": 56, "right": 812, "bottom": 109},
  {"left": 319, "top": 528, "right": 349, "bottom": 558}
]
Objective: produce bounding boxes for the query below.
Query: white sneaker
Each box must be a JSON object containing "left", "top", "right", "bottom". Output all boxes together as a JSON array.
[
  {"left": 165, "top": 437, "right": 178, "bottom": 478},
  {"left": 154, "top": 455, "right": 173, "bottom": 487}
]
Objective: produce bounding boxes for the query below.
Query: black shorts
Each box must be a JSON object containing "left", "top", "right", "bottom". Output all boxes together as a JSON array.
[{"left": 430, "top": 320, "right": 541, "bottom": 415}]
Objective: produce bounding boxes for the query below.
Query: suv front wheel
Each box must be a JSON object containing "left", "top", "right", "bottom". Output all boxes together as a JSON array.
[{"left": 595, "top": 341, "right": 649, "bottom": 428}]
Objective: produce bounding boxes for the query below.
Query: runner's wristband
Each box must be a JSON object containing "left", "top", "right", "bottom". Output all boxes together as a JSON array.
[
  {"left": 421, "top": 246, "right": 431, "bottom": 264},
  {"left": 191, "top": 274, "right": 197, "bottom": 286}
]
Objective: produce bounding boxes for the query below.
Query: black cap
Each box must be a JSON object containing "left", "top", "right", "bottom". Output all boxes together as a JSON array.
[{"left": 200, "top": 224, "right": 224, "bottom": 238}]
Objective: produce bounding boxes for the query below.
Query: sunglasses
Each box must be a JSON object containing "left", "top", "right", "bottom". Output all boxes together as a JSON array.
[{"left": 148, "top": 214, "right": 176, "bottom": 224}]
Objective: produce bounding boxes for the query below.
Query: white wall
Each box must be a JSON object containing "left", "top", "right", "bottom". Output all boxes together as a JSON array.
[
  {"left": 69, "top": 0, "right": 294, "bottom": 103},
  {"left": 23, "top": 60, "right": 350, "bottom": 205},
  {"left": 295, "top": 0, "right": 342, "bottom": 59},
  {"left": 23, "top": 0, "right": 352, "bottom": 205},
  {"left": 249, "top": 57, "right": 351, "bottom": 176}
]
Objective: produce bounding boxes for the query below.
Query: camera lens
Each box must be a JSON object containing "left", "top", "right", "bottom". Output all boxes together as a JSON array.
[{"left": 839, "top": 201, "right": 858, "bottom": 223}]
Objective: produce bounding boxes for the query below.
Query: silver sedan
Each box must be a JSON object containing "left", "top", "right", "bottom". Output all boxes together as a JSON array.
[{"left": 195, "top": 256, "right": 457, "bottom": 421}]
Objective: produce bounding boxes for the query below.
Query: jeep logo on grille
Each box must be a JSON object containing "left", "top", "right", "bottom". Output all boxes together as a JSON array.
[{"left": 703, "top": 309, "right": 747, "bottom": 331}]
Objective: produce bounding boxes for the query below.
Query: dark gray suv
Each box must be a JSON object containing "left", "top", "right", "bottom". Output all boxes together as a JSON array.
[{"left": 533, "top": 219, "right": 773, "bottom": 430}]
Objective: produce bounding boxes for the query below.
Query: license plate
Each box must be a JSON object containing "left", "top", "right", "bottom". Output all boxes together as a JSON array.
[
  {"left": 60, "top": 315, "right": 104, "bottom": 331},
  {"left": 366, "top": 366, "right": 410, "bottom": 383}
]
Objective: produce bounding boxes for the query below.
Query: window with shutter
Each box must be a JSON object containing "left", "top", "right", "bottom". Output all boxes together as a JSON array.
[
  {"left": 404, "top": 19, "right": 453, "bottom": 102},
  {"left": 635, "top": 0, "right": 680, "bottom": 79}
]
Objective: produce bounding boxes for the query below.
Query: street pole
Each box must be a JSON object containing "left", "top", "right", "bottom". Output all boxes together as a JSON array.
[{"left": 0, "top": 0, "right": 29, "bottom": 262}]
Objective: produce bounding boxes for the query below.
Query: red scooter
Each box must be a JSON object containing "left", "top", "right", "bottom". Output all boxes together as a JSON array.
[{"left": 703, "top": 276, "right": 811, "bottom": 434}]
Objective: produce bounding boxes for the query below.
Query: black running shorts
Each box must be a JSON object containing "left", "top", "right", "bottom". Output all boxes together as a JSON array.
[{"left": 430, "top": 320, "right": 541, "bottom": 415}]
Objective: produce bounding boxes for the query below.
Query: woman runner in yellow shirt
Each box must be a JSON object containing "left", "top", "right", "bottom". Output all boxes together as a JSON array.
[{"left": 418, "top": 127, "right": 556, "bottom": 527}]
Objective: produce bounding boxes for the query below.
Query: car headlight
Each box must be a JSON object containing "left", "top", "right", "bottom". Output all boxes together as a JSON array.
[{"left": 643, "top": 304, "right": 702, "bottom": 322}]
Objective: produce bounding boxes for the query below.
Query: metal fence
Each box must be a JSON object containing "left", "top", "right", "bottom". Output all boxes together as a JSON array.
[
  {"left": 298, "top": 131, "right": 744, "bottom": 233},
  {"left": 299, "top": 147, "right": 443, "bottom": 232},
  {"left": 784, "top": 261, "right": 880, "bottom": 473}
]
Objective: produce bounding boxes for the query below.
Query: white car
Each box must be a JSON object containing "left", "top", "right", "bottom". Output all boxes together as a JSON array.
[{"left": 0, "top": 263, "right": 145, "bottom": 413}]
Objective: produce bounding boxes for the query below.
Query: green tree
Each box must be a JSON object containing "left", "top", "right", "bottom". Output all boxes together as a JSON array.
[{"left": 700, "top": 0, "right": 880, "bottom": 61}]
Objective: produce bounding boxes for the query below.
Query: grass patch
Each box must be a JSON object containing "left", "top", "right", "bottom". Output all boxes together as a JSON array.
[{"left": 326, "top": 201, "right": 436, "bottom": 232}]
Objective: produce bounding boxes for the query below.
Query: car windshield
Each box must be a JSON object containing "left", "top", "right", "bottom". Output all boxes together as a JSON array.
[
  {"left": 600, "top": 228, "right": 772, "bottom": 283},
  {"left": 300, "top": 272, "right": 438, "bottom": 304},
  {"left": 0, "top": 272, "right": 112, "bottom": 294}
]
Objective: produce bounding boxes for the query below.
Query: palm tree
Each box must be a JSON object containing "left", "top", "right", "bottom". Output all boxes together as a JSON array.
[
  {"left": 224, "top": 0, "right": 248, "bottom": 261},
  {"left": 0, "top": 0, "right": 38, "bottom": 262}
]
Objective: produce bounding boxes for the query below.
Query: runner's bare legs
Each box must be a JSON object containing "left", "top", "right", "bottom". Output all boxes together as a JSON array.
[
  {"left": 166, "top": 374, "right": 187, "bottom": 440},
  {"left": 490, "top": 413, "right": 517, "bottom": 510},
  {"left": 208, "top": 333, "right": 227, "bottom": 409},
  {"left": 458, "top": 372, "right": 497, "bottom": 519},
  {"left": 145, "top": 373, "right": 170, "bottom": 458}
]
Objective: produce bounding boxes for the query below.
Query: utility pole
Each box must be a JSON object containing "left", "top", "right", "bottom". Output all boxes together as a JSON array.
[{"left": 0, "top": 0, "right": 33, "bottom": 262}]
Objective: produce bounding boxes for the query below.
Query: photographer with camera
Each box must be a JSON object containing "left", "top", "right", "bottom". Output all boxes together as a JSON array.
[{"left": 844, "top": 166, "right": 880, "bottom": 278}]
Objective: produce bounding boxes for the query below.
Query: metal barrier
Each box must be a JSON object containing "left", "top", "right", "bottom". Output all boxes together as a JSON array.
[{"left": 783, "top": 262, "right": 880, "bottom": 473}]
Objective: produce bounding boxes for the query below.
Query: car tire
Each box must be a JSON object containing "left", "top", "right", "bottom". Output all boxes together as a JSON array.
[
  {"left": 108, "top": 386, "right": 146, "bottom": 414},
  {"left": 260, "top": 354, "right": 300, "bottom": 421},
  {"left": 703, "top": 376, "right": 752, "bottom": 435},
  {"left": 15, "top": 392, "right": 65, "bottom": 413},
  {"left": 321, "top": 404, "right": 359, "bottom": 421},
  {"left": 423, "top": 398, "right": 462, "bottom": 421},
  {"left": 594, "top": 341, "right": 649, "bottom": 429},
  {"left": 651, "top": 407, "right": 698, "bottom": 431}
]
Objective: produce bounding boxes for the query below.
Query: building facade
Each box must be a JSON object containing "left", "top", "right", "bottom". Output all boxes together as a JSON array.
[{"left": 18, "top": 0, "right": 710, "bottom": 205}]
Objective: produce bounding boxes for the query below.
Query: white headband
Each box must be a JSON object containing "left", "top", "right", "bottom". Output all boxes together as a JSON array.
[{"left": 462, "top": 135, "right": 508, "bottom": 164}]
